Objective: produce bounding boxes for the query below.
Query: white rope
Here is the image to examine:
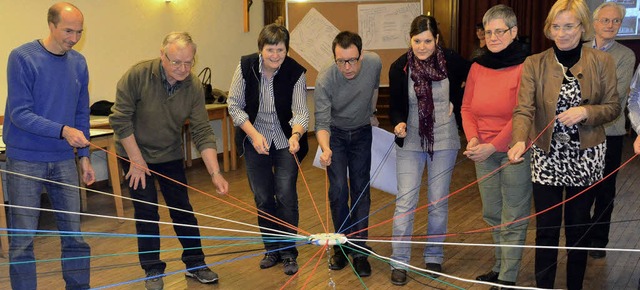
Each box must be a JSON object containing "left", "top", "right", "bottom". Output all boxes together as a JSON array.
[
  {"left": 0, "top": 168, "right": 305, "bottom": 240},
  {"left": 350, "top": 238, "right": 640, "bottom": 253},
  {"left": 347, "top": 241, "right": 558, "bottom": 290}
]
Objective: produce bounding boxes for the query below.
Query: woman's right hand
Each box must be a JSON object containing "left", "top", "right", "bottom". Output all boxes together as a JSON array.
[
  {"left": 250, "top": 133, "right": 269, "bottom": 155},
  {"left": 394, "top": 122, "right": 407, "bottom": 138},
  {"left": 507, "top": 141, "right": 526, "bottom": 163}
]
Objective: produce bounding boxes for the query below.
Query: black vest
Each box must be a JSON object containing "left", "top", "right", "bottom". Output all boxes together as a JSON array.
[{"left": 235, "top": 53, "right": 309, "bottom": 161}]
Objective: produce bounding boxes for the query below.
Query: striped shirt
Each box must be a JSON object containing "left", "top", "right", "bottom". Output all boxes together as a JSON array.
[{"left": 228, "top": 54, "right": 308, "bottom": 150}]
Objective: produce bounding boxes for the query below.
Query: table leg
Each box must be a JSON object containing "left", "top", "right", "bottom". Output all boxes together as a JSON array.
[
  {"left": 107, "top": 141, "right": 124, "bottom": 220},
  {"left": 222, "top": 111, "right": 229, "bottom": 172},
  {"left": 230, "top": 123, "right": 237, "bottom": 170},
  {"left": 0, "top": 172, "right": 8, "bottom": 258}
]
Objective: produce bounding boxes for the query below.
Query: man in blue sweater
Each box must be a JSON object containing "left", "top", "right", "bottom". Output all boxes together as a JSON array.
[{"left": 3, "top": 2, "right": 95, "bottom": 289}]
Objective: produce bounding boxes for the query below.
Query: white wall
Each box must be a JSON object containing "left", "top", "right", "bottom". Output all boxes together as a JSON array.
[
  {"left": 1, "top": 0, "right": 263, "bottom": 110},
  {"left": 0, "top": 0, "right": 265, "bottom": 181}
]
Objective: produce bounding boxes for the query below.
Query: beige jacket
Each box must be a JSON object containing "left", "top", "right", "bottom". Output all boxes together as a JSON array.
[{"left": 511, "top": 46, "right": 620, "bottom": 153}]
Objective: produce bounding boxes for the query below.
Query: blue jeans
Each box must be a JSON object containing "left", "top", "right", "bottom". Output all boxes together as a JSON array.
[
  {"left": 475, "top": 151, "right": 532, "bottom": 282},
  {"left": 120, "top": 159, "right": 206, "bottom": 274},
  {"left": 327, "top": 125, "right": 372, "bottom": 257},
  {"left": 244, "top": 140, "right": 299, "bottom": 259},
  {"left": 7, "top": 158, "right": 91, "bottom": 290},
  {"left": 391, "top": 149, "right": 457, "bottom": 268}
]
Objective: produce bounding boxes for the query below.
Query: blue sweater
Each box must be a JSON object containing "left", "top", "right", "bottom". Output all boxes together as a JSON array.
[{"left": 3, "top": 40, "right": 90, "bottom": 161}]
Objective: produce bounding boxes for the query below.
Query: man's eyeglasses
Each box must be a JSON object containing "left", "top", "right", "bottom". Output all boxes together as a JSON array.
[
  {"left": 484, "top": 27, "right": 512, "bottom": 38},
  {"left": 551, "top": 23, "right": 582, "bottom": 32},
  {"left": 164, "top": 53, "right": 195, "bottom": 69},
  {"left": 595, "top": 18, "right": 622, "bottom": 25},
  {"left": 335, "top": 56, "right": 360, "bottom": 67}
]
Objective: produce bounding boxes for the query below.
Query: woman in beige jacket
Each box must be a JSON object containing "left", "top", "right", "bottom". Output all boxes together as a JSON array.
[{"left": 507, "top": 0, "right": 619, "bottom": 289}]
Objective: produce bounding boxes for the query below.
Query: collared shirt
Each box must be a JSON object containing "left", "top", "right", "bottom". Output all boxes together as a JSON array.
[
  {"left": 591, "top": 39, "right": 614, "bottom": 52},
  {"left": 159, "top": 64, "right": 182, "bottom": 95},
  {"left": 628, "top": 67, "right": 640, "bottom": 133},
  {"left": 228, "top": 54, "right": 308, "bottom": 150}
]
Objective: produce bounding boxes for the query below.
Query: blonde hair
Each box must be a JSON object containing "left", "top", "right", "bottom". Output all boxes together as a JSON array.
[{"left": 543, "top": 0, "right": 593, "bottom": 41}]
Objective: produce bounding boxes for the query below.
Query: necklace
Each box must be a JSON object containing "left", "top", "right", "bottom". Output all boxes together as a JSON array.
[{"left": 554, "top": 54, "right": 576, "bottom": 82}]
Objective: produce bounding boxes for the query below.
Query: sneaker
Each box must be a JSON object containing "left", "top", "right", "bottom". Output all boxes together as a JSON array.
[
  {"left": 390, "top": 269, "right": 408, "bottom": 286},
  {"left": 260, "top": 253, "right": 281, "bottom": 269},
  {"left": 185, "top": 267, "right": 219, "bottom": 284},
  {"left": 425, "top": 263, "right": 442, "bottom": 278},
  {"left": 353, "top": 256, "right": 371, "bottom": 277},
  {"left": 145, "top": 271, "right": 164, "bottom": 290},
  {"left": 283, "top": 258, "right": 299, "bottom": 275}
]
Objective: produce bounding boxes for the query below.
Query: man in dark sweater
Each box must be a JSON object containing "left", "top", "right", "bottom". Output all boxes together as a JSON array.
[{"left": 109, "top": 32, "right": 228, "bottom": 290}]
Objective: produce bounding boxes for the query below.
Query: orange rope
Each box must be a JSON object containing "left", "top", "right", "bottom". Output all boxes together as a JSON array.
[
  {"left": 88, "top": 143, "right": 310, "bottom": 236},
  {"left": 294, "top": 154, "right": 327, "bottom": 233},
  {"left": 280, "top": 243, "right": 327, "bottom": 290}
]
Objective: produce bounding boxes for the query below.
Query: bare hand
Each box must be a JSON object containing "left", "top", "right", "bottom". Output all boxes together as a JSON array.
[
  {"left": 370, "top": 115, "right": 380, "bottom": 127},
  {"left": 126, "top": 158, "right": 151, "bottom": 190},
  {"left": 449, "top": 102, "right": 454, "bottom": 116},
  {"left": 557, "top": 107, "right": 587, "bottom": 127},
  {"left": 507, "top": 141, "right": 526, "bottom": 163},
  {"left": 634, "top": 135, "right": 640, "bottom": 155},
  {"left": 464, "top": 140, "right": 495, "bottom": 162},
  {"left": 80, "top": 157, "right": 95, "bottom": 186},
  {"left": 62, "top": 126, "right": 90, "bottom": 148},
  {"left": 394, "top": 122, "right": 407, "bottom": 138},
  {"left": 320, "top": 148, "right": 332, "bottom": 167},
  {"left": 289, "top": 136, "right": 300, "bottom": 154},
  {"left": 251, "top": 133, "right": 270, "bottom": 155},
  {"left": 211, "top": 173, "right": 229, "bottom": 195}
]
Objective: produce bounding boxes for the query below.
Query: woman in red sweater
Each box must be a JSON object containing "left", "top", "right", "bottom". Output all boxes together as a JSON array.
[{"left": 461, "top": 4, "right": 530, "bottom": 289}]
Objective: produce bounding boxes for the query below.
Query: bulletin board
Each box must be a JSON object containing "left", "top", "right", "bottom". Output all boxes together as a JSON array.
[{"left": 286, "top": 0, "right": 423, "bottom": 88}]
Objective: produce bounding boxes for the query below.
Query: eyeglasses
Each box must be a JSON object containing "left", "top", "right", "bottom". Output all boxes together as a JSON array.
[
  {"left": 164, "top": 53, "right": 195, "bottom": 69},
  {"left": 335, "top": 56, "right": 360, "bottom": 67},
  {"left": 551, "top": 23, "right": 582, "bottom": 32},
  {"left": 595, "top": 18, "right": 622, "bottom": 25},
  {"left": 484, "top": 27, "right": 512, "bottom": 38}
]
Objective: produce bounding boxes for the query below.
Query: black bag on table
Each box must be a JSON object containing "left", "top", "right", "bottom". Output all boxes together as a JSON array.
[
  {"left": 198, "top": 67, "right": 215, "bottom": 104},
  {"left": 90, "top": 100, "right": 114, "bottom": 116}
]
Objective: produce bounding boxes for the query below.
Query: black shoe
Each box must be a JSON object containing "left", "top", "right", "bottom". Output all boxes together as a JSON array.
[
  {"left": 259, "top": 253, "right": 281, "bottom": 269},
  {"left": 489, "top": 279, "right": 516, "bottom": 290},
  {"left": 353, "top": 256, "right": 371, "bottom": 277},
  {"left": 282, "top": 258, "right": 299, "bottom": 275},
  {"left": 329, "top": 251, "right": 349, "bottom": 270},
  {"left": 425, "top": 263, "right": 442, "bottom": 278},
  {"left": 476, "top": 270, "right": 499, "bottom": 282},
  {"left": 390, "top": 269, "right": 408, "bottom": 286},
  {"left": 589, "top": 249, "right": 606, "bottom": 259}
]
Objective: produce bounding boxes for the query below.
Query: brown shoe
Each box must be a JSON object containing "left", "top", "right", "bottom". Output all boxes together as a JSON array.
[{"left": 391, "top": 269, "right": 407, "bottom": 286}]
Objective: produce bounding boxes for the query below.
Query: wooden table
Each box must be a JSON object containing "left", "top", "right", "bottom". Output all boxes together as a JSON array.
[
  {"left": 184, "top": 104, "right": 237, "bottom": 171},
  {"left": 81, "top": 129, "right": 124, "bottom": 218}
]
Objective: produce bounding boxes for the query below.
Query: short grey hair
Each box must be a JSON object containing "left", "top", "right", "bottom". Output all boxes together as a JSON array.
[
  {"left": 161, "top": 32, "right": 197, "bottom": 53},
  {"left": 593, "top": 1, "right": 626, "bottom": 20},
  {"left": 483, "top": 4, "right": 518, "bottom": 29}
]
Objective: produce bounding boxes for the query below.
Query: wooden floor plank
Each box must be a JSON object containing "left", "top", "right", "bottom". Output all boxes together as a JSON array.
[{"left": 1, "top": 133, "right": 640, "bottom": 289}]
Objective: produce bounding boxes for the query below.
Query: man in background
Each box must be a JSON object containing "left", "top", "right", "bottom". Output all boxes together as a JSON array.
[
  {"left": 3, "top": 2, "right": 95, "bottom": 289},
  {"left": 586, "top": 1, "right": 636, "bottom": 259}
]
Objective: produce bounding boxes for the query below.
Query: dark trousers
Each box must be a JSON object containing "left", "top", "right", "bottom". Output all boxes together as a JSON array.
[
  {"left": 244, "top": 140, "right": 299, "bottom": 259},
  {"left": 533, "top": 183, "right": 594, "bottom": 290},
  {"left": 327, "top": 125, "right": 372, "bottom": 257},
  {"left": 589, "top": 135, "right": 623, "bottom": 248},
  {"left": 121, "top": 159, "right": 205, "bottom": 273}
]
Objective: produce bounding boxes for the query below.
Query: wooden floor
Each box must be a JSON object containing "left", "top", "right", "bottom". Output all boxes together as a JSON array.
[{"left": 2, "top": 132, "right": 640, "bottom": 289}]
